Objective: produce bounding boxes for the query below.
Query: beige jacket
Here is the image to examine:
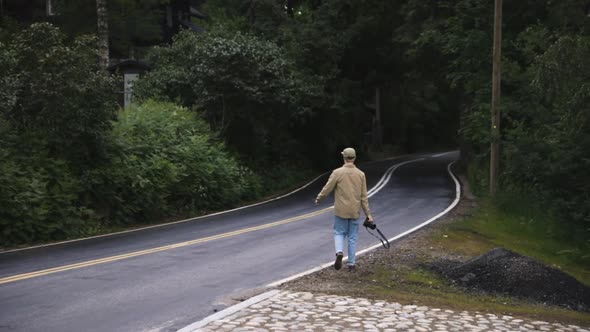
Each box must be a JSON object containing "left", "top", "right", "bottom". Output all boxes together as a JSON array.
[{"left": 316, "top": 163, "right": 372, "bottom": 220}]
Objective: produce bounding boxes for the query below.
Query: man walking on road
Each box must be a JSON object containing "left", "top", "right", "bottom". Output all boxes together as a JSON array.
[{"left": 315, "top": 148, "right": 373, "bottom": 271}]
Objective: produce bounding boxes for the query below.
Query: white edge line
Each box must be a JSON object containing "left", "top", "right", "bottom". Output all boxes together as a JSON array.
[
  {"left": 367, "top": 159, "right": 424, "bottom": 197},
  {"left": 267, "top": 160, "right": 461, "bottom": 288},
  {"left": 176, "top": 290, "right": 281, "bottom": 332},
  {"left": 355, "top": 160, "right": 460, "bottom": 257},
  {"left": 0, "top": 173, "right": 328, "bottom": 255}
]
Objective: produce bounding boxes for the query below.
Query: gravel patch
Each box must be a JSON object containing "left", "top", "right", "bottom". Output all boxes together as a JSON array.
[{"left": 430, "top": 247, "right": 590, "bottom": 312}]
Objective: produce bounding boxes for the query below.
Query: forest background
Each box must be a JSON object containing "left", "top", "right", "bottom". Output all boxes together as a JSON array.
[{"left": 0, "top": 0, "right": 588, "bottom": 261}]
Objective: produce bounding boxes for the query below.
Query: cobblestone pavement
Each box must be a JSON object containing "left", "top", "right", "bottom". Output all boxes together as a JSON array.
[{"left": 194, "top": 291, "right": 589, "bottom": 332}]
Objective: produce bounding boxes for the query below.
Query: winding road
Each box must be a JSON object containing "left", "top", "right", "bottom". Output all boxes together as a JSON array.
[{"left": 0, "top": 151, "right": 459, "bottom": 332}]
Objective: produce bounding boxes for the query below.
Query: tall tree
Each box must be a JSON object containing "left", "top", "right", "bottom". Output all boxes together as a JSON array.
[
  {"left": 96, "top": 0, "right": 109, "bottom": 67},
  {"left": 133, "top": 29, "right": 322, "bottom": 164},
  {"left": 489, "top": 0, "right": 503, "bottom": 195},
  {"left": 52, "top": 0, "right": 164, "bottom": 60},
  {"left": 0, "top": 23, "right": 118, "bottom": 165}
]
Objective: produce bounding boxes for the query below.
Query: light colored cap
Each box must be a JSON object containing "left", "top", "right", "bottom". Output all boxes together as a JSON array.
[{"left": 341, "top": 147, "right": 356, "bottom": 159}]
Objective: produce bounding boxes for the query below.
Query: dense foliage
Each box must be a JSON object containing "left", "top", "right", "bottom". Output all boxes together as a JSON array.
[
  {"left": 505, "top": 35, "right": 590, "bottom": 224},
  {"left": 0, "top": 125, "right": 92, "bottom": 244},
  {"left": 0, "top": 25, "right": 262, "bottom": 246},
  {"left": 0, "top": 24, "right": 116, "bottom": 244},
  {"left": 0, "top": 23, "right": 118, "bottom": 167},
  {"left": 134, "top": 30, "right": 322, "bottom": 165},
  {"left": 1, "top": 0, "right": 589, "bottom": 247},
  {"left": 394, "top": 0, "right": 590, "bottom": 226},
  {"left": 194, "top": 0, "right": 589, "bottom": 236},
  {"left": 85, "top": 101, "right": 262, "bottom": 224}
]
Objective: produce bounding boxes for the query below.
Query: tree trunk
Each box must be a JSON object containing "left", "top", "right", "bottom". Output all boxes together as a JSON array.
[
  {"left": 490, "top": 0, "right": 502, "bottom": 195},
  {"left": 96, "top": 0, "right": 109, "bottom": 68},
  {"left": 372, "top": 87, "right": 383, "bottom": 149},
  {"left": 247, "top": 0, "right": 256, "bottom": 25}
]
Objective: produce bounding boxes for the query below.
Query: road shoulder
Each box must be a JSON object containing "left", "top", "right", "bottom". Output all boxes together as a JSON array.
[{"left": 281, "top": 175, "right": 590, "bottom": 327}]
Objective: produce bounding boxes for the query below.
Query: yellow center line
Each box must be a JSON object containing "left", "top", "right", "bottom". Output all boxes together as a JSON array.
[{"left": 0, "top": 207, "right": 333, "bottom": 285}]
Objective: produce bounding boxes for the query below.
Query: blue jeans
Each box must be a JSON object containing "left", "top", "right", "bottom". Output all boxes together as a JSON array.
[{"left": 333, "top": 216, "right": 360, "bottom": 266}]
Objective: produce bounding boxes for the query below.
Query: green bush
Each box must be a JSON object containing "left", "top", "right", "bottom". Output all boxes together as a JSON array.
[
  {"left": 0, "top": 100, "right": 266, "bottom": 246},
  {"left": 0, "top": 23, "right": 116, "bottom": 246},
  {"left": 85, "top": 101, "right": 262, "bottom": 225},
  {"left": 0, "top": 23, "right": 117, "bottom": 169},
  {"left": 0, "top": 126, "right": 94, "bottom": 246},
  {"left": 501, "top": 35, "right": 590, "bottom": 226},
  {"left": 133, "top": 29, "right": 322, "bottom": 164}
]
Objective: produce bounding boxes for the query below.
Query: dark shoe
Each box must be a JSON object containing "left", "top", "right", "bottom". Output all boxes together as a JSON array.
[
  {"left": 334, "top": 252, "right": 343, "bottom": 270},
  {"left": 348, "top": 265, "right": 356, "bottom": 272}
]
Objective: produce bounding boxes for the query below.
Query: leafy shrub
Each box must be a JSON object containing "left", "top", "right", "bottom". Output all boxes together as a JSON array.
[
  {"left": 0, "top": 23, "right": 117, "bottom": 246},
  {"left": 502, "top": 35, "right": 590, "bottom": 226},
  {"left": 85, "top": 101, "right": 262, "bottom": 225},
  {"left": 133, "top": 29, "right": 322, "bottom": 164},
  {"left": 0, "top": 23, "right": 117, "bottom": 169},
  {"left": 0, "top": 125, "right": 94, "bottom": 246}
]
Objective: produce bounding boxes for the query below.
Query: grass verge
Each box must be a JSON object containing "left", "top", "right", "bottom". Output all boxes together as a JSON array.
[
  {"left": 430, "top": 194, "right": 590, "bottom": 285},
  {"left": 283, "top": 188, "right": 590, "bottom": 326}
]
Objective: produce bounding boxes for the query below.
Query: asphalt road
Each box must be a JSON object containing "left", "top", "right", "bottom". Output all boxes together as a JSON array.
[{"left": 0, "top": 151, "right": 459, "bottom": 332}]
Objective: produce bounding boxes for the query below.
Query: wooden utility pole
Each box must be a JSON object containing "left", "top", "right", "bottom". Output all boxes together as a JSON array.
[
  {"left": 490, "top": 0, "right": 502, "bottom": 195},
  {"left": 96, "top": 0, "right": 109, "bottom": 68}
]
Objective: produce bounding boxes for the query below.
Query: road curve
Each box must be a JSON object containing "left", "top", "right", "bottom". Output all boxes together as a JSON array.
[{"left": 0, "top": 151, "right": 459, "bottom": 332}]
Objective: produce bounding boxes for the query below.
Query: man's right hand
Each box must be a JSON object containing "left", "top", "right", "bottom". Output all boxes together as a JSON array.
[{"left": 314, "top": 199, "right": 319, "bottom": 205}]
